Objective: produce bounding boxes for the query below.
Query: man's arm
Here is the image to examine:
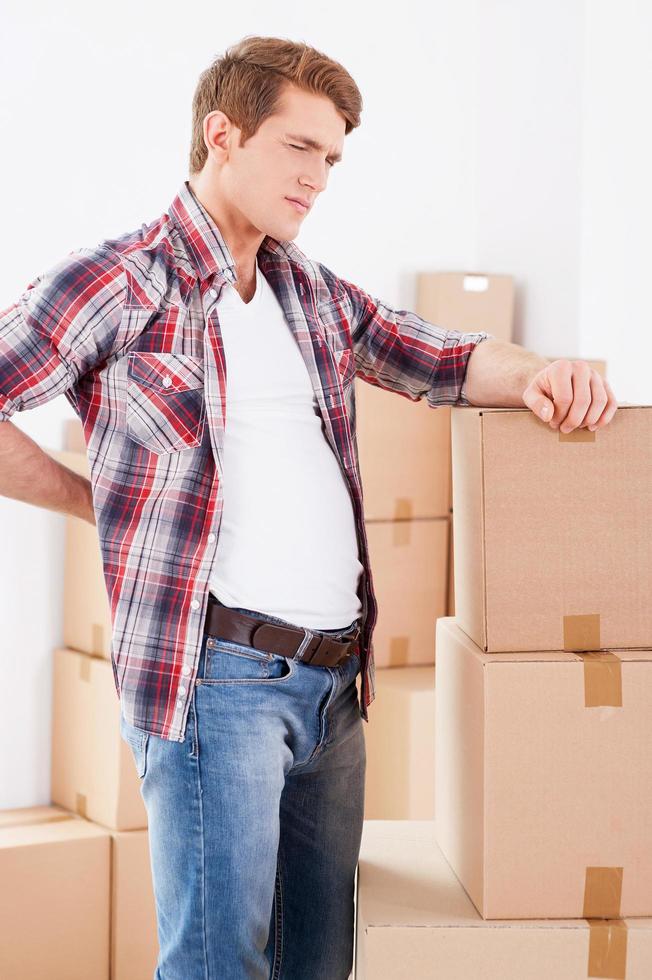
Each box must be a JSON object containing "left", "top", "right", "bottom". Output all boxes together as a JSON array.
[
  {"left": 463, "top": 340, "right": 550, "bottom": 406},
  {"left": 463, "top": 339, "right": 618, "bottom": 432},
  {"left": 0, "top": 246, "right": 126, "bottom": 521},
  {"left": 0, "top": 421, "right": 95, "bottom": 524},
  {"left": 324, "top": 269, "right": 493, "bottom": 406}
]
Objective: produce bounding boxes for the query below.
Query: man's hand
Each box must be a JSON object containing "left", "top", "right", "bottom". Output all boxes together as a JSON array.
[{"left": 522, "top": 359, "right": 618, "bottom": 433}]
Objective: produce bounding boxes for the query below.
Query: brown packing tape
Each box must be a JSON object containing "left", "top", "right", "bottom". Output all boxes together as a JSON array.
[
  {"left": 586, "top": 918, "right": 628, "bottom": 979},
  {"left": 564, "top": 614, "right": 601, "bottom": 651},
  {"left": 581, "top": 652, "right": 623, "bottom": 707},
  {"left": 76, "top": 793, "right": 88, "bottom": 819},
  {"left": 393, "top": 499, "right": 413, "bottom": 521},
  {"left": 389, "top": 637, "right": 410, "bottom": 666},
  {"left": 79, "top": 655, "right": 92, "bottom": 682},
  {"left": 584, "top": 866, "right": 623, "bottom": 918},
  {"left": 392, "top": 520, "right": 411, "bottom": 547},
  {"left": 559, "top": 428, "right": 596, "bottom": 443},
  {"left": 92, "top": 623, "right": 105, "bottom": 655}
]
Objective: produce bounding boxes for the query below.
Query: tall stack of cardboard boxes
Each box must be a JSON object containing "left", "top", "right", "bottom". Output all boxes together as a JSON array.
[
  {"left": 0, "top": 421, "right": 159, "bottom": 978},
  {"left": 359, "top": 271, "right": 515, "bottom": 819},
  {"left": 355, "top": 394, "right": 652, "bottom": 975},
  {"left": 356, "top": 373, "right": 450, "bottom": 819}
]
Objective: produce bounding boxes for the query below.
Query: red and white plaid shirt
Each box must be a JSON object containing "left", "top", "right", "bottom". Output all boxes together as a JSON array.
[{"left": 0, "top": 180, "right": 492, "bottom": 741}]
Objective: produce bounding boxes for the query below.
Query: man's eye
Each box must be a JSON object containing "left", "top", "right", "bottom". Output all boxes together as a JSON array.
[{"left": 289, "top": 143, "right": 334, "bottom": 168}]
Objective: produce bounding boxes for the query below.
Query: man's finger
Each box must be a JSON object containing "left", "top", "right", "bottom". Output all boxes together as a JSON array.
[{"left": 547, "top": 362, "right": 574, "bottom": 429}]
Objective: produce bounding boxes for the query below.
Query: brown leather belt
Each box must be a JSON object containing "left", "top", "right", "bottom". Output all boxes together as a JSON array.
[{"left": 203, "top": 597, "right": 360, "bottom": 669}]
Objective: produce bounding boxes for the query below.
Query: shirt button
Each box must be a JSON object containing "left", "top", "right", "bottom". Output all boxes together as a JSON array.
[
  {"left": 181, "top": 664, "right": 191, "bottom": 676},
  {"left": 190, "top": 599, "right": 200, "bottom": 611},
  {"left": 207, "top": 533, "right": 216, "bottom": 543},
  {"left": 209, "top": 288, "right": 218, "bottom": 299},
  {"left": 178, "top": 686, "right": 187, "bottom": 697},
  {"left": 162, "top": 376, "right": 172, "bottom": 388}
]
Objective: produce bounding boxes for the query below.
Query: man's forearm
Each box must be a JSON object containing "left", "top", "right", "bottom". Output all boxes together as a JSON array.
[
  {"left": 0, "top": 421, "right": 95, "bottom": 524},
  {"left": 463, "top": 339, "right": 550, "bottom": 407}
]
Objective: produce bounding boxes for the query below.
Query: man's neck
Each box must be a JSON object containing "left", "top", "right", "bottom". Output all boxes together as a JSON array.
[{"left": 188, "top": 175, "right": 263, "bottom": 283}]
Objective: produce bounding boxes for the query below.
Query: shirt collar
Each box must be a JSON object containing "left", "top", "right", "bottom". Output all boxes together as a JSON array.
[{"left": 168, "top": 180, "right": 311, "bottom": 284}]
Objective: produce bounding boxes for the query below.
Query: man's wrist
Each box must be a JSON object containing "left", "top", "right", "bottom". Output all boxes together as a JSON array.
[{"left": 464, "top": 340, "right": 550, "bottom": 407}]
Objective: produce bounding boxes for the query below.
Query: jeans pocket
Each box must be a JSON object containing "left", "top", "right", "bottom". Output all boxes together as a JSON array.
[
  {"left": 199, "top": 636, "right": 295, "bottom": 685},
  {"left": 120, "top": 714, "right": 150, "bottom": 779}
]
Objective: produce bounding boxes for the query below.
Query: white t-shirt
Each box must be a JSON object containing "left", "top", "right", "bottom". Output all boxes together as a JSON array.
[{"left": 208, "top": 260, "right": 363, "bottom": 629}]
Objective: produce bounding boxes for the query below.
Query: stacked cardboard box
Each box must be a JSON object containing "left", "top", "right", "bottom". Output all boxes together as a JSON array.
[
  {"left": 0, "top": 805, "right": 112, "bottom": 979},
  {"left": 356, "top": 401, "right": 652, "bottom": 975},
  {"left": 0, "top": 432, "right": 159, "bottom": 977},
  {"left": 437, "top": 404, "right": 652, "bottom": 920},
  {"left": 356, "top": 380, "right": 451, "bottom": 669},
  {"left": 415, "top": 271, "right": 607, "bottom": 618},
  {"left": 359, "top": 273, "right": 514, "bottom": 819},
  {"left": 415, "top": 272, "right": 515, "bottom": 623},
  {"left": 355, "top": 820, "right": 652, "bottom": 979}
]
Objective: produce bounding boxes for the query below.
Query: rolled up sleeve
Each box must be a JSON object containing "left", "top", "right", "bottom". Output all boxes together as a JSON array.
[
  {"left": 337, "top": 276, "right": 494, "bottom": 407},
  {"left": 0, "top": 246, "right": 126, "bottom": 421}
]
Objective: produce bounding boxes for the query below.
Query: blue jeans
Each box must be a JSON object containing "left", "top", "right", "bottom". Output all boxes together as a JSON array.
[{"left": 119, "top": 601, "right": 366, "bottom": 979}]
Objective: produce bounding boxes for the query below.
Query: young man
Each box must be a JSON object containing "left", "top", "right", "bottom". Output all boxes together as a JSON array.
[{"left": 0, "top": 35, "right": 616, "bottom": 980}]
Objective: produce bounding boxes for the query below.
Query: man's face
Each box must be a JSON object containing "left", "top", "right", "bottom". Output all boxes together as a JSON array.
[{"left": 216, "top": 84, "right": 346, "bottom": 242}]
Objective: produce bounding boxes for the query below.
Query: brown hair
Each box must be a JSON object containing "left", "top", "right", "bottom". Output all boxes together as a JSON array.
[{"left": 189, "top": 36, "right": 363, "bottom": 175}]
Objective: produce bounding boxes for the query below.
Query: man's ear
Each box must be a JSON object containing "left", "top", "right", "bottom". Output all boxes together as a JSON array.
[{"left": 203, "top": 110, "right": 234, "bottom": 164}]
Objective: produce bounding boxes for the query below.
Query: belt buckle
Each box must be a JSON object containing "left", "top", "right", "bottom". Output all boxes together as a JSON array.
[
  {"left": 294, "top": 628, "right": 320, "bottom": 663},
  {"left": 295, "top": 623, "right": 361, "bottom": 666},
  {"left": 346, "top": 624, "right": 361, "bottom": 644}
]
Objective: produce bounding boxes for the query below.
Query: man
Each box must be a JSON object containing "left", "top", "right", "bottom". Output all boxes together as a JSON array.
[{"left": 0, "top": 35, "right": 617, "bottom": 980}]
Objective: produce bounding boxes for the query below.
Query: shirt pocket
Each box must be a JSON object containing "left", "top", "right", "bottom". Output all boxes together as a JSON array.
[{"left": 125, "top": 351, "right": 206, "bottom": 455}]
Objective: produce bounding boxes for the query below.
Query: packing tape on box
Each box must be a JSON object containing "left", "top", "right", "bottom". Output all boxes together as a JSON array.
[
  {"left": 393, "top": 499, "right": 413, "bottom": 522},
  {"left": 92, "top": 623, "right": 106, "bottom": 655},
  {"left": 586, "top": 918, "right": 628, "bottom": 979},
  {"left": 564, "top": 614, "right": 601, "bottom": 651},
  {"left": 584, "top": 866, "right": 623, "bottom": 918},
  {"left": 79, "top": 655, "right": 91, "bottom": 682},
  {"left": 76, "top": 793, "right": 88, "bottom": 819},
  {"left": 580, "top": 652, "right": 623, "bottom": 707},
  {"left": 559, "top": 428, "right": 596, "bottom": 443},
  {"left": 392, "top": 520, "right": 412, "bottom": 546}
]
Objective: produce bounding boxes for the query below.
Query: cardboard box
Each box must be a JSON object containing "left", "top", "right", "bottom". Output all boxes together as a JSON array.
[
  {"left": 415, "top": 271, "right": 514, "bottom": 343},
  {"left": 355, "top": 819, "right": 652, "bottom": 979},
  {"left": 51, "top": 647, "right": 148, "bottom": 830},
  {"left": 111, "top": 829, "right": 158, "bottom": 980},
  {"left": 365, "top": 518, "right": 448, "bottom": 667},
  {"left": 447, "top": 514, "right": 455, "bottom": 616},
  {"left": 355, "top": 380, "right": 451, "bottom": 520},
  {"left": 434, "top": 616, "right": 652, "bottom": 919},
  {"left": 0, "top": 803, "right": 72, "bottom": 828},
  {"left": 0, "top": 805, "right": 111, "bottom": 979},
  {"left": 450, "top": 404, "right": 652, "bottom": 652},
  {"left": 64, "top": 416, "right": 87, "bottom": 452},
  {"left": 363, "top": 666, "right": 435, "bottom": 819},
  {"left": 47, "top": 448, "right": 113, "bottom": 658}
]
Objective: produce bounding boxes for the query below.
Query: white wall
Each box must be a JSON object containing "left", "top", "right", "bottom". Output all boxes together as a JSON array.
[
  {"left": 1, "top": 0, "right": 649, "bottom": 806},
  {"left": 579, "top": 0, "right": 652, "bottom": 403}
]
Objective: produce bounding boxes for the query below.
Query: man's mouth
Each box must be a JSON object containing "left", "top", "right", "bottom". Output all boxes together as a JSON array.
[{"left": 285, "top": 197, "right": 309, "bottom": 213}]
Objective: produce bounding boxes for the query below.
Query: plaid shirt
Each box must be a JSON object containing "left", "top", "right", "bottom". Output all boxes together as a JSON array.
[{"left": 0, "top": 180, "right": 492, "bottom": 741}]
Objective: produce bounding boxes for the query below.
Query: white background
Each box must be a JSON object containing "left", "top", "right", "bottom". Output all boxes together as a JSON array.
[{"left": 1, "top": 0, "right": 650, "bottom": 805}]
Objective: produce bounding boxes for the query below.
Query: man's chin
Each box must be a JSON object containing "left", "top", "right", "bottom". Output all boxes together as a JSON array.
[{"left": 264, "top": 224, "right": 299, "bottom": 244}]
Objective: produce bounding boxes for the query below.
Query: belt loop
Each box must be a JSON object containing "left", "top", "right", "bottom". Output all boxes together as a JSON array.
[{"left": 294, "top": 628, "right": 315, "bottom": 662}]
